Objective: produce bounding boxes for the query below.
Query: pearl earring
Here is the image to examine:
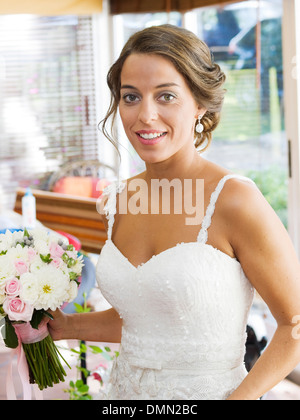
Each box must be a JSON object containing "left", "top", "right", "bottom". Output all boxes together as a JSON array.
[{"left": 196, "top": 115, "right": 204, "bottom": 134}]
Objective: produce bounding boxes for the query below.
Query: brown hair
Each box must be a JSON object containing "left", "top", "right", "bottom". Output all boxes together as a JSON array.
[{"left": 100, "top": 24, "right": 226, "bottom": 153}]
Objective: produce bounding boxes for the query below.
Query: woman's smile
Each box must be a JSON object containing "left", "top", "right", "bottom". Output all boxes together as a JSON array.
[{"left": 136, "top": 130, "right": 168, "bottom": 145}]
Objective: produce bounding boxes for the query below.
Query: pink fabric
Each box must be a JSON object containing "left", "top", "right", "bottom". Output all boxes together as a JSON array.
[{"left": 6, "top": 319, "right": 49, "bottom": 400}]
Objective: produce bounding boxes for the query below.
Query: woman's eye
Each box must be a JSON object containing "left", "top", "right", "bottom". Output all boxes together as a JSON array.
[
  {"left": 123, "top": 94, "right": 139, "bottom": 103},
  {"left": 160, "top": 93, "right": 176, "bottom": 103}
]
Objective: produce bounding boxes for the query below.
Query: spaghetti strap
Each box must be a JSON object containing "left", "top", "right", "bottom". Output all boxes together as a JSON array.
[
  {"left": 102, "top": 180, "right": 126, "bottom": 241},
  {"left": 197, "top": 174, "right": 256, "bottom": 244}
]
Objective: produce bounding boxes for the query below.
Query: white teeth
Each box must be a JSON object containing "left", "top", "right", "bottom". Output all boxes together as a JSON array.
[{"left": 139, "top": 132, "right": 165, "bottom": 140}]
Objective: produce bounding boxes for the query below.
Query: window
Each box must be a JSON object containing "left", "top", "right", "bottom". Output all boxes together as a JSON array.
[
  {"left": 0, "top": 15, "right": 98, "bottom": 210},
  {"left": 195, "top": 0, "right": 287, "bottom": 227}
]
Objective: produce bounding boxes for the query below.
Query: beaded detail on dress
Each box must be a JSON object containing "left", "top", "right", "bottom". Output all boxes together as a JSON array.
[{"left": 96, "top": 174, "right": 255, "bottom": 400}]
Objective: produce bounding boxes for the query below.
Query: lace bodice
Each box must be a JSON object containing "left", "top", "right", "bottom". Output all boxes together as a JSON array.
[{"left": 96, "top": 174, "right": 255, "bottom": 400}]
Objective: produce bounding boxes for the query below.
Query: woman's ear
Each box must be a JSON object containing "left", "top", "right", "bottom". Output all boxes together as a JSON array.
[{"left": 195, "top": 106, "right": 207, "bottom": 119}]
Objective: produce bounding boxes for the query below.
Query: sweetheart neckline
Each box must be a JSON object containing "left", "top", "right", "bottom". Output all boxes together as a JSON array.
[{"left": 105, "top": 239, "right": 240, "bottom": 271}]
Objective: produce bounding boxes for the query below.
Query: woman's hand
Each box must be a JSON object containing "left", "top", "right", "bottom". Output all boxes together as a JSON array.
[{"left": 48, "top": 309, "right": 73, "bottom": 341}]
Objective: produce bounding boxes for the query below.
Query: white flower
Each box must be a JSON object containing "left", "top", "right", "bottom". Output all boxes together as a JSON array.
[
  {"left": 29, "top": 228, "right": 49, "bottom": 243},
  {"left": 11, "top": 230, "right": 25, "bottom": 244},
  {"left": 30, "top": 265, "right": 70, "bottom": 311},
  {"left": 6, "top": 244, "right": 29, "bottom": 261},
  {"left": 0, "top": 230, "right": 13, "bottom": 250},
  {"left": 34, "top": 239, "right": 50, "bottom": 256},
  {"left": 65, "top": 281, "right": 78, "bottom": 303},
  {"left": 19, "top": 272, "right": 39, "bottom": 306},
  {"left": 29, "top": 255, "right": 48, "bottom": 273},
  {"left": 0, "top": 254, "right": 17, "bottom": 279},
  {"left": 70, "top": 256, "right": 84, "bottom": 276}
]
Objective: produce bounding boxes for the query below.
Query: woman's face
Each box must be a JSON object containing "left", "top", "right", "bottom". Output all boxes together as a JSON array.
[{"left": 119, "top": 53, "right": 204, "bottom": 164}]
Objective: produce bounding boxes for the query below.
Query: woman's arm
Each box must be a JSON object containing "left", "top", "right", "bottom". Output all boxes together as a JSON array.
[
  {"left": 48, "top": 200, "right": 123, "bottom": 344},
  {"left": 48, "top": 308, "right": 123, "bottom": 343},
  {"left": 224, "top": 180, "right": 300, "bottom": 400}
]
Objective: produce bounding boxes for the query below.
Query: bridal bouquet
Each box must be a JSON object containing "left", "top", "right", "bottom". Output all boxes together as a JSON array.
[{"left": 0, "top": 228, "right": 84, "bottom": 393}]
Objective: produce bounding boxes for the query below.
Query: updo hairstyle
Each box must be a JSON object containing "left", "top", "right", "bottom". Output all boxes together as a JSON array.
[{"left": 101, "top": 24, "right": 226, "bottom": 153}]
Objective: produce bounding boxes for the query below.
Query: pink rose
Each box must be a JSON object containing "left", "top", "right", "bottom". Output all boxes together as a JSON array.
[
  {"left": 5, "top": 278, "right": 21, "bottom": 297},
  {"left": 3, "top": 297, "right": 34, "bottom": 322},
  {"left": 15, "top": 260, "right": 29, "bottom": 275},
  {"left": 50, "top": 257, "right": 62, "bottom": 269},
  {"left": 49, "top": 243, "right": 64, "bottom": 259},
  {"left": 27, "top": 248, "right": 37, "bottom": 263},
  {"left": 66, "top": 250, "right": 77, "bottom": 260}
]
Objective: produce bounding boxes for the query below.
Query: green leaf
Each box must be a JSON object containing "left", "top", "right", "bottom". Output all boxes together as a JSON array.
[
  {"left": 4, "top": 318, "right": 19, "bottom": 349},
  {"left": 40, "top": 254, "right": 53, "bottom": 264},
  {"left": 78, "top": 384, "right": 89, "bottom": 393},
  {"left": 23, "top": 228, "right": 30, "bottom": 238},
  {"left": 104, "top": 346, "right": 111, "bottom": 352},
  {"left": 75, "top": 379, "right": 84, "bottom": 388},
  {"left": 30, "top": 310, "right": 44, "bottom": 330},
  {"left": 80, "top": 342, "right": 87, "bottom": 352},
  {"left": 89, "top": 345, "right": 103, "bottom": 354},
  {"left": 73, "top": 303, "right": 84, "bottom": 313},
  {"left": 70, "top": 348, "right": 81, "bottom": 354},
  {"left": 69, "top": 272, "right": 80, "bottom": 282},
  {"left": 77, "top": 367, "right": 90, "bottom": 378}
]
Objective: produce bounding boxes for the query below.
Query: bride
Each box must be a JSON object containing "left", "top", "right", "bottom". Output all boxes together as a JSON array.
[{"left": 49, "top": 25, "right": 300, "bottom": 400}]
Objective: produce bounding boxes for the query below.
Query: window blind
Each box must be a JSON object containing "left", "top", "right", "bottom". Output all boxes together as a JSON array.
[
  {"left": 109, "top": 0, "right": 242, "bottom": 14},
  {"left": 0, "top": 15, "right": 99, "bottom": 210}
]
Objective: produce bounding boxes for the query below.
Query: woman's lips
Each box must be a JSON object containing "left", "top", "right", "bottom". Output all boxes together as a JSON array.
[{"left": 136, "top": 131, "right": 167, "bottom": 145}]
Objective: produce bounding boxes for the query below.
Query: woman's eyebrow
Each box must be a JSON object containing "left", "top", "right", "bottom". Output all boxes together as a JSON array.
[
  {"left": 120, "top": 83, "right": 180, "bottom": 90},
  {"left": 156, "top": 83, "right": 180, "bottom": 89},
  {"left": 121, "top": 84, "right": 137, "bottom": 90}
]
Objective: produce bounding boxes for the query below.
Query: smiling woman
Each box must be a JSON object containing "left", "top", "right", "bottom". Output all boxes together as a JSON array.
[
  {"left": 101, "top": 24, "right": 226, "bottom": 154},
  {"left": 49, "top": 24, "right": 300, "bottom": 401}
]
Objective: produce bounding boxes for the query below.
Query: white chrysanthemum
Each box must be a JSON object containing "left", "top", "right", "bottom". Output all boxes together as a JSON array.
[
  {"left": 19, "top": 272, "right": 39, "bottom": 306},
  {"left": 0, "top": 241, "right": 8, "bottom": 254},
  {"left": 29, "top": 255, "right": 49, "bottom": 273},
  {"left": 0, "top": 254, "right": 17, "bottom": 279},
  {"left": 33, "top": 239, "right": 50, "bottom": 256},
  {"left": 6, "top": 244, "right": 29, "bottom": 261},
  {"left": 0, "top": 230, "right": 13, "bottom": 250},
  {"left": 31, "top": 265, "right": 70, "bottom": 311},
  {"left": 70, "top": 256, "right": 85, "bottom": 276},
  {"left": 65, "top": 280, "right": 78, "bottom": 303},
  {"left": 29, "top": 228, "right": 49, "bottom": 244},
  {"left": 11, "top": 230, "right": 25, "bottom": 244}
]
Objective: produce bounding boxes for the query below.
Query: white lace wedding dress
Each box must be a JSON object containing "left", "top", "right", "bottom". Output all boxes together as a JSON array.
[{"left": 96, "top": 174, "right": 255, "bottom": 400}]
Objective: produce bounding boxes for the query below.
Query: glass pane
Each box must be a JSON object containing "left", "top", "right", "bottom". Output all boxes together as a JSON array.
[
  {"left": 195, "top": 0, "right": 287, "bottom": 227},
  {"left": 0, "top": 15, "right": 98, "bottom": 210}
]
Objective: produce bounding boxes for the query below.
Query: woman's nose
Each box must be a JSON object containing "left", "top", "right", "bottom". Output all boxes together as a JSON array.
[{"left": 138, "top": 99, "right": 158, "bottom": 124}]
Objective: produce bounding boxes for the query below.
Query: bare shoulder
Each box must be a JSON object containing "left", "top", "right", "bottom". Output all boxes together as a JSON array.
[
  {"left": 219, "top": 175, "right": 285, "bottom": 245},
  {"left": 220, "top": 175, "right": 275, "bottom": 226}
]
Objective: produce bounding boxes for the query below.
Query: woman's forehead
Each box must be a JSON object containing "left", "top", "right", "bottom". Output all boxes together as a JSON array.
[{"left": 120, "top": 53, "right": 186, "bottom": 89}]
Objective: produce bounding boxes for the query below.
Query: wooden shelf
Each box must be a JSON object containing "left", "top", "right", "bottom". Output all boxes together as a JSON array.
[{"left": 14, "top": 188, "right": 107, "bottom": 254}]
